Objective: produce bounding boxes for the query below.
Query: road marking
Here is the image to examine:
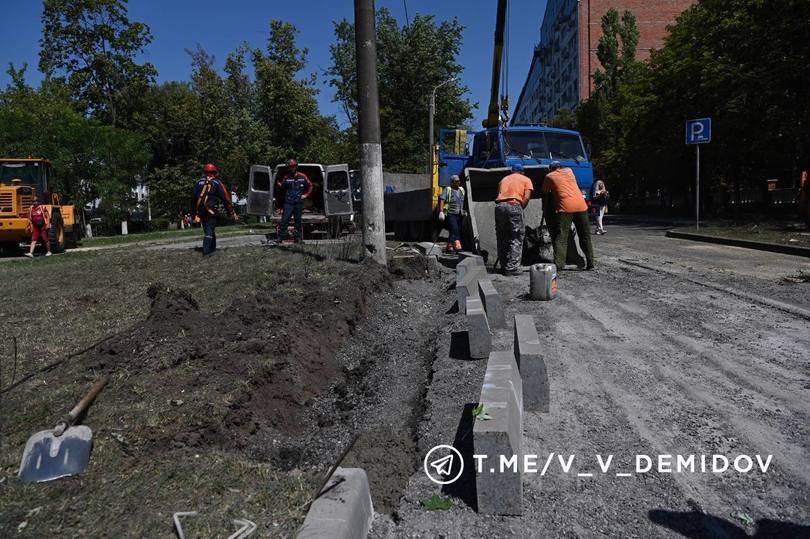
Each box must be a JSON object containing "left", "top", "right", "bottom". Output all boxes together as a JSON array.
[
  {"left": 577, "top": 472, "right": 593, "bottom": 477},
  {"left": 616, "top": 472, "right": 633, "bottom": 477}
]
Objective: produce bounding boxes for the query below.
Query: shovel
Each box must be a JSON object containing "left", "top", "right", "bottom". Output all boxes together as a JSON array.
[{"left": 19, "top": 373, "right": 111, "bottom": 482}]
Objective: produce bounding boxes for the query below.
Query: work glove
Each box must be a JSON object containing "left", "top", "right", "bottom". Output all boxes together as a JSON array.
[{"left": 438, "top": 211, "right": 445, "bottom": 221}]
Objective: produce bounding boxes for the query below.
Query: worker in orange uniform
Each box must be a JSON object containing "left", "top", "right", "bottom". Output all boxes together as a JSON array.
[
  {"left": 495, "top": 163, "right": 534, "bottom": 275},
  {"left": 542, "top": 161, "right": 595, "bottom": 270}
]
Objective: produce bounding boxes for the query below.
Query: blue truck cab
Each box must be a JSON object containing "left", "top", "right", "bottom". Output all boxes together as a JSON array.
[
  {"left": 437, "top": 125, "right": 594, "bottom": 257},
  {"left": 438, "top": 125, "right": 595, "bottom": 201}
]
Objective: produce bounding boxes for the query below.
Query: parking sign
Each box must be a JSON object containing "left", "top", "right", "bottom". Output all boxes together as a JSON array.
[{"left": 686, "top": 118, "right": 711, "bottom": 144}]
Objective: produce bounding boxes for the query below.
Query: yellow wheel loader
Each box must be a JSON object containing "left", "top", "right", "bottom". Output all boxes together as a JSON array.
[{"left": 0, "top": 157, "right": 81, "bottom": 254}]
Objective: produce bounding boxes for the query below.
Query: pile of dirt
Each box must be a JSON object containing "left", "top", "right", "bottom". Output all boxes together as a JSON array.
[{"left": 85, "top": 260, "right": 390, "bottom": 455}]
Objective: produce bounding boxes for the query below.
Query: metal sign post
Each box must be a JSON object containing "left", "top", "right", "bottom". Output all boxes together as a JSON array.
[
  {"left": 695, "top": 144, "right": 700, "bottom": 230},
  {"left": 686, "top": 118, "right": 711, "bottom": 230}
]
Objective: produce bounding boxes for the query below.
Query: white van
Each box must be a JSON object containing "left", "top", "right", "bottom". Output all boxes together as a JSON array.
[{"left": 246, "top": 163, "right": 355, "bottom": 239}]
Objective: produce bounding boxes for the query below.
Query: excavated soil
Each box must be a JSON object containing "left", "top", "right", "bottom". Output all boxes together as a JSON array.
[
  {"left": 1, "top": 244, "right": 449, "bottom": 537},
  {"left": 84, "top": 263, "right": 388, "bottom": 452}
]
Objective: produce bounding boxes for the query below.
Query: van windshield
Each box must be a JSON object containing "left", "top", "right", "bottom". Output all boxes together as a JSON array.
[
  {"left": 0, "top": 163, "right": 41, "bottom": 185},
  {"left": 503, "top": 131, "right": 587, "bottom": 162}
]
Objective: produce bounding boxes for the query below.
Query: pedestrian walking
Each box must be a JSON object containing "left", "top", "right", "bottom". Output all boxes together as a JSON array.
[
  {"left": 276, "top": 158, "right": 313, "bottom": 243},
  {"left": 592, "top": 180, "right": 609, "bottom": 235},
  {"left": 438, "top": 175, "right": 466, "bottom": 252},
  {"left": 542, "top": 161, "right": 595, "bottom": 270},
  {"left": 192, "top": 163, "right": 237, "bottom": 256},
  {"left": 799, "top": 167, "right": 810, "bottom": 229},
  {"left": 24, "top": 199, "right": 51, "bottom": 258},
  {"left": 495, "top": 163, "right": 534, "bottom": 275}
]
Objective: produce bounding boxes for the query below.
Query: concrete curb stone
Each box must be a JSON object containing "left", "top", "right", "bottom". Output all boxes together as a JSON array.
[
  {"left": 456, "top": 264, "right": 487, "bottom": 313},
  {"left": 513, "top": 314, "right": 549, "bottom": 413},
  {"left": 474, "top": 351, "right": 523, "bottom": 515},
  {"left": 466, "top": 297, "right": 491, "bottom": 359},
  {"left": 297, "top": 467, "right": 374, "bottom": 539},
  {"left": 665, "top": 230, "right": 810, "bottom": 258},
  {"left": 478, "top": 279, "right": 505, "bottom": 328},
  {"left": 415, "top": 241, "right": 442, "bottom": 257}
]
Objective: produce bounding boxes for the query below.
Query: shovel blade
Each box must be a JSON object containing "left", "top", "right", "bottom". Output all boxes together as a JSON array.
[{"left": 19, "top": 426, "right": 93, "bottom": 482}]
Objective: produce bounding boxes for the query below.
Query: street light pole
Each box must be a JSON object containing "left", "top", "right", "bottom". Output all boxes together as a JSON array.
[{"left": 428, "top": 77, "right": 457, "bottom": 177}]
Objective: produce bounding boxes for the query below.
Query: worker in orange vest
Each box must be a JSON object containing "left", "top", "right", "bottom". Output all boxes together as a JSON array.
[{"left": 542, "top": 161, "right": 595, "bottom": 270}]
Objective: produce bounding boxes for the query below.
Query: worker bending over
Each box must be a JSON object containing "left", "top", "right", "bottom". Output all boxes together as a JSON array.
[
  {"left": 193, "top": 163, "right": 237, "bottom": 256},
  {"left": 276, "top": 158, "right": 313, "bottom": 243},
  {"left": 542, "top": 161, "right": 595, "bottom": 270},
  {"left": 495, "top": 163, "right": 534, "bottom": 275}
]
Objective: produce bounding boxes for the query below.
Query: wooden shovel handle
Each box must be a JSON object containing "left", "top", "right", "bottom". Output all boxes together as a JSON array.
[{"left": 67, "top": 373, "right": 111, "bottom": 423}]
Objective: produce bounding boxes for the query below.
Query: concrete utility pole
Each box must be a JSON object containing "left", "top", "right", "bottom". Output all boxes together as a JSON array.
[
  {"left": 429, "top": 77, "right": 457, "bottom": 177},
  {"left": 354, "top": 0, "right": 387, "bottom": 266}
]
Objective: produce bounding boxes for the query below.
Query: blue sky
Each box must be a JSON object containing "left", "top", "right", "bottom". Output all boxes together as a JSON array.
[{"left": 0, "top": 0, "right": 547, "bottom": 128}]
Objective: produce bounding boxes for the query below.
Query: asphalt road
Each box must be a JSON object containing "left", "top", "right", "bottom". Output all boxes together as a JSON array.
[{"left": 383, "top": 221, "right": 810, "bottom": 537}]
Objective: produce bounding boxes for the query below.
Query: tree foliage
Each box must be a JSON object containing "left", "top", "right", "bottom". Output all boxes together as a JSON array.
[
  {"left": 0, "top": 65, "right": 149, "bottom": 209},
  {"left": 328, "top": 8, "right": 475, "bottom": 172},
  {"left": 40, "top": 0, "right": 157, "bottom": 126},
  {"left": 577, "top": 0, "right": 810, "bottom": 210}
]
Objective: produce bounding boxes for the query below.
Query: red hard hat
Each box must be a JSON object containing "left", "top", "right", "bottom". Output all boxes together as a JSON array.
[
  {"left": 286, "top": 158, "right": 298, "bottom": 168},
  {"left": 203, "top": 163, "right": 218, "bottom": 173}
]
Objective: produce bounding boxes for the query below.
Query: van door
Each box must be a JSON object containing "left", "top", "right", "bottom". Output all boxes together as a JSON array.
[
  {"left": 246, "top": 165, "right": 273, "bottom": 216},
  {"left": 323, "top": 164, "right": 353, "bottom": 216}
]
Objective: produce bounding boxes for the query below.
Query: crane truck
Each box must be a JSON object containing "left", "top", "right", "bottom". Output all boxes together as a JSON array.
[{"left": 436, "top": 0, "right": 595, "bottom": 257}]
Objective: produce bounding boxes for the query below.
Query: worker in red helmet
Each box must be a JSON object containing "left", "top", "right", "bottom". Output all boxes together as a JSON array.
[
  {"left": 192, "top": 163, "right": 237, "bottom": 255},
  {"left": 275, "top": 158, "right": 313, "bottom": 243}
]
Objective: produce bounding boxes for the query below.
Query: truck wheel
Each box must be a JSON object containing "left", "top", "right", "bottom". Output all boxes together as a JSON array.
[
  {"left": 327, "top": 217, "right": 342, "bottom": 239},
  {"left": 65, "top": 224, "right": 80, "bottom": 249},
  {"left": 48, "top": 211, "right": 66, "bottom": 253}
]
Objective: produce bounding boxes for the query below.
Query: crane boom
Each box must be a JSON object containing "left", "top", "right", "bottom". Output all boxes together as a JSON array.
[{"left": 483, "top": 0, "right": 508, "bottom": 128}]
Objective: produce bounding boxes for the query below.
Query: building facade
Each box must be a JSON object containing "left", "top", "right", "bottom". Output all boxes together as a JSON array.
[{"left": 513, "top": 0, "right": 695, "bottom": 124}]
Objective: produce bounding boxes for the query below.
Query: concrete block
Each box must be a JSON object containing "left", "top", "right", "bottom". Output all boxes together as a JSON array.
[
  {"left": 297, "top": 467, "right": 373, "bottom": 539},
  {"left": 465, "top": 298, "right": 491, "bottom": 359},
  {"left": 457, "top": 251, "right": 485, "bottom": 267},
  {"left": 474, "top": 351, "right": 523, "bottom": 515},
  {"left": 456, "top": 257, "right": 486, "bottom": 283},
  {"left": 513, "top": 314, "right": 549, "bottom": 413},
  {"left": 415, "top": 241, "right": 442, "bottom": 256},
  {"left": 456, "top": 265, "right": 486, "bottom": 312},
  {"left": 486, "top": 350, "right": 522, "bottom": 409},
  {"left": 478, "top": 279, "right": 505, "bottom": 328}
]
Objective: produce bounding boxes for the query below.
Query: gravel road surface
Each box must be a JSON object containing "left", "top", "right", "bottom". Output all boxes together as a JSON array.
[{"left": 381, "top": 221, "right": 809, "bottom": 538}]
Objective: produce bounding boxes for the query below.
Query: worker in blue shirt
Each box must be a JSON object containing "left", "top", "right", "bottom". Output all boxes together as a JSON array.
[
  {"left": 276, "top": 158, "right": 313, "bottom": 243},
  {"left": 192, "top": 163, "right": 237, "bottom": 255}
]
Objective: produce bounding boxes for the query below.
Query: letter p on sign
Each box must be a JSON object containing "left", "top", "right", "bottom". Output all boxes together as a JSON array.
[{"left": 686, "top": 118, "right": 711, "bottom": 145}]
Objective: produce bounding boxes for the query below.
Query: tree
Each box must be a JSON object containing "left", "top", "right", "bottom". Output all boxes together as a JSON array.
[
  {"left": 39, "top": 0, "right": 157, "bottom": 126},
  {"left": 576, "top": 0, "right": 810, "bottom": 213},
  {"left": 0, "top": 65, "right": 149, "bottom": 210},
  {"left": 594, "top": 9, "right": 640, "bottom": 98},
  {"left": 577, "top": 8, "right": 643, "bottom": 184},
  {"left": 328, "top": 8, "right": 474, "bottom": 172}
]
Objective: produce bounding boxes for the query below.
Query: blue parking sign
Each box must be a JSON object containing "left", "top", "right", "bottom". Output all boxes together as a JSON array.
[{"left": 686, "top": 118, "right": 711, "bottom": 144}]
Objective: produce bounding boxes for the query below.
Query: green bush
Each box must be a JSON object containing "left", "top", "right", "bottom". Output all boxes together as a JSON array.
[{"left": 149, "top": 218, "right": 170, "bottom": 231}]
